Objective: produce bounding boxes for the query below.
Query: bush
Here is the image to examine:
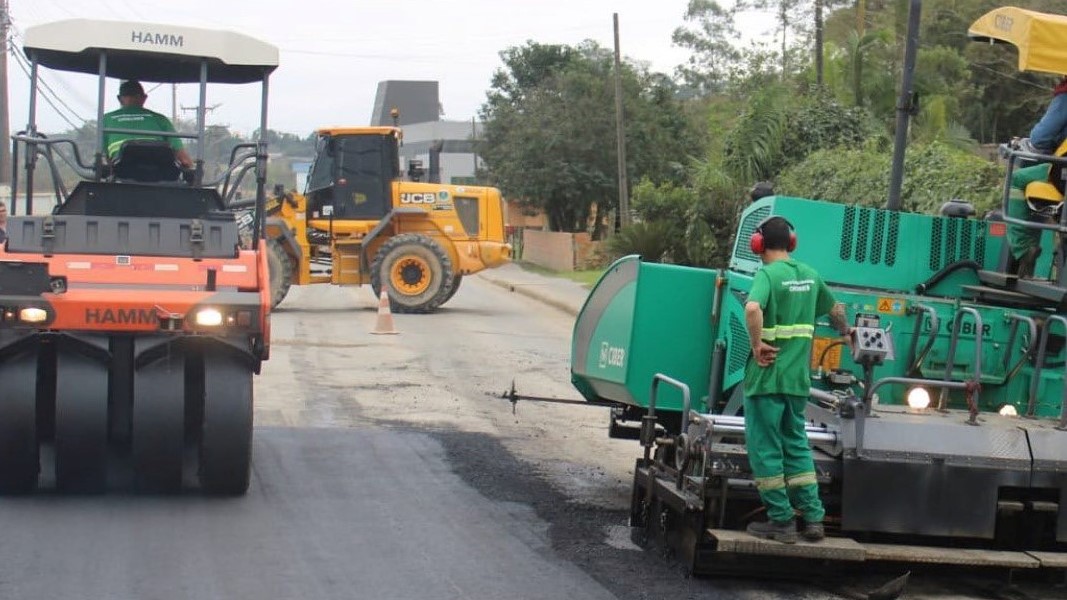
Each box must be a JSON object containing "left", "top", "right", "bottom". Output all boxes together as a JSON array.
[
  {"left": 606, "top": 221, "right": 673, "bottom": 263},
  {"left": 776, "top": 140, "right": 1002, "bottom": 214},
  {"left": 630, "top": 179, "right": 700, "bottom": 263}
]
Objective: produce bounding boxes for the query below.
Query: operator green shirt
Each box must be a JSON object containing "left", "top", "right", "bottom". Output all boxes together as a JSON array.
[
  {"left": 743, "top": 258, "right": 836, "bottom": 397},
  {"left": 101, "top": 106, "right": 183, "bottom": 158}
]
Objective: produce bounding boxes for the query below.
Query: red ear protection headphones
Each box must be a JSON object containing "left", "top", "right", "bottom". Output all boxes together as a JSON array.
[{"left": 749, "top": 216, "right": 797, "bottom": 254}]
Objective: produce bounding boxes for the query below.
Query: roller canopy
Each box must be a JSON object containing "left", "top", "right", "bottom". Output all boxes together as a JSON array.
[
  {"left": 968, "top": 7, "right": 1067, "bottom": 75},
  {"left": 23, "top": 19, "right": 278, "bottom": 83}
]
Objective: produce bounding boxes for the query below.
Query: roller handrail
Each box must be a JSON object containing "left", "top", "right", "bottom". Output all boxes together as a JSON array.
[
  {"left": 221, "top": 162, "right": 255, "bottom": 206},
  {"left": 222, "top": 143, "right": 259, "bottom": 194},
  {"left": 11, "top": 134, "right": 96, "bottom": 171},
  {"left": 202, "top": 152, "right": 257, "bottom": 188}
]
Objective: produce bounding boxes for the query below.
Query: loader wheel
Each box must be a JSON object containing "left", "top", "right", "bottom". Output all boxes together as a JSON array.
[
  {"left": 437, "top": 274, "right": 463, "bottom": 306},
  {"left": 267, "top": 238, "right": 294, "bottom": 309},
  {"left": 371, "top": 233, "right": 454, "bottom": 314}
]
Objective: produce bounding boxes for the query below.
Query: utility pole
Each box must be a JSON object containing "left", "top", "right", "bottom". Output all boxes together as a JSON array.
[
  {"left": 815, "top": 0, "right": 824, "bottom": 86},
  {"left": 0, "top": 0, "right": 11, "bottom": 186},
  {"left": 886, "top": 0, "right": 921, "bottom": 212},
  {"left": 181, "top": 103, "right": 221, "bottom": 117},
  {"left": 171, "top": 84, "right": 178, "bottom": 124},
  {"left": 612, "top": 13, "right": 631, "bottom": 229},
  {"left": 471, "top": 116, "right": 478, "bottom": 181}
]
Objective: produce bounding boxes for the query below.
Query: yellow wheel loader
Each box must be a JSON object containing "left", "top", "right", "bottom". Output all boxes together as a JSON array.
[{"left": 260, "top": 127, "right": 510, "bottom": 313}]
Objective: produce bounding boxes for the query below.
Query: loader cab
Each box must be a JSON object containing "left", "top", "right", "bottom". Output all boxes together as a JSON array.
[{"left": 305, "top": 128, "right": 401, "bottom": 221}]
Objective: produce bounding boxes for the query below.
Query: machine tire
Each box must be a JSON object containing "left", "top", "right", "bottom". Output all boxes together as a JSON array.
[
  {"left": 267, "top": 238, "right": 294, "bottom": 309},
  {"left": 198, "top": 349, "right": 253, "bottom": 495},
  {"left": 0, "top": 350, "right": 40, "bottom": 493},
  {"left": 132, "top": 353, "right": 185, "bottom": 493},
  {"left": 436, "top": 274, "right": 463, "bottom": 306},
  {"left": 54, "top": 350, "right": 109, "bottom": 493},
  {"left": 370, "top": 233, "right": 454, "bottom": 314}
]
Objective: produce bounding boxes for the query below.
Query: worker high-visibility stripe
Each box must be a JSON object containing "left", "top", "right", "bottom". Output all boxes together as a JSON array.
[
  {"left": 760, "top": 323, "right": 815, "bottom": 341},
  {"left": 754, "top": 474, "right": 786, "bottom": 491},
  {"left": 785, "top": 472, "right": 818, "bottom": 488}
]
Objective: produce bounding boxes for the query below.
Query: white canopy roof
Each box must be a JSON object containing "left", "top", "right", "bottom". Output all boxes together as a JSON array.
[{"left": 23, "top": 19, "right": 279, "bottom": 84}]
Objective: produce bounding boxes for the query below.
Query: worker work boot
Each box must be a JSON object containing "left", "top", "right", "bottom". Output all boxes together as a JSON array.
[
  {"left": 801, "top": 521, "right": 825, "bottom": 542},
  {"left": 746, "top": 519, "right": 797, "bottom": 544}
]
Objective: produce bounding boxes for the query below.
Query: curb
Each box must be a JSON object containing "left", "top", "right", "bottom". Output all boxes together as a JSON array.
[{"left": 477, "top": 274, "right": 582, "bottom": 316}]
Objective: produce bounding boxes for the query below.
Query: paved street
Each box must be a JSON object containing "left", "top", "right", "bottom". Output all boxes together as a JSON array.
[{"left": 0, "top": 271, "right": 1053, "bottom": 599}]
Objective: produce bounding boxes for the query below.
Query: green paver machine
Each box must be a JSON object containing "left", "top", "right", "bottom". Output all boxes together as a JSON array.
[{"left": 569, "top": 4, "right": 1067, "bottom": 578}]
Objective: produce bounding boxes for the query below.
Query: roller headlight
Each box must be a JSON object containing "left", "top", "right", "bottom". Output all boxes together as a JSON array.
[
  {"left": 999, "top": 404, "right": 1018, "bottom": 417},
  {"left": 195, "top": 308, "right": 223, "bottom": 327},
  {"left": 906, "top": 387, "right": 931, "bottom": 410},
  {"left": 19, "top": 307, "right": 48, "bottom": 323}
]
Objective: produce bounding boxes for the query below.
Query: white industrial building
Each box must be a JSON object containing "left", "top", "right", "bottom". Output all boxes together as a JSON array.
[{"left": 369, "top": 80, "right": 484, "bottom": 185}]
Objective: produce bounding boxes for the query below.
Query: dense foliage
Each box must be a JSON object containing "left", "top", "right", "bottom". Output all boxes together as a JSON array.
[
  {"left": 477, "top": 42, "right": 697, "bottom": 235},
  {"left": 477, "top": 0, "right": 1065, "bottom": 267},
  {"left": 777, "top": 140, "right": 1002, "bottom": 213}
]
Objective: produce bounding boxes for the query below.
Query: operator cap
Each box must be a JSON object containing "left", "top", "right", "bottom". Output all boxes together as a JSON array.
[{"left": 119, "top": 80, "right": 146, "bottom": 97}]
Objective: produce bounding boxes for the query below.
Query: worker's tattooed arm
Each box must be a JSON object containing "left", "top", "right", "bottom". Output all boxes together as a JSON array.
[{"left": 829, "top": 302, "right": 849, "bottom": 337}]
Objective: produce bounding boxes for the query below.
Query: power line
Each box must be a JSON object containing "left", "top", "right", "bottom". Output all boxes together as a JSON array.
[
  {"left": 10, "top": 45, "right": 85, "bottom": 123},
  {"left": 8, "top": 45, "right": 79, "bottom": 130},
  {"left": 8, "top": 25, "right": 92, "bottom": 123}
]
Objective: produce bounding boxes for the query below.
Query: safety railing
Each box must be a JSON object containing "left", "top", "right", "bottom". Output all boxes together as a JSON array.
[
  {"left": 997, "top": 144, "right": 1067, "bottom": 236},
  {"left": 1026, "top": 315, "right": 1067, "bottom": 427},
  {"left": 904, "top": 303, "right": 939, "bottom": 375},
  {"left": 1002, "top": 314, "right": 1038, "bottom": 383},
  {"left": 938, "top": 307, "right": 984, "bottom": 424}
]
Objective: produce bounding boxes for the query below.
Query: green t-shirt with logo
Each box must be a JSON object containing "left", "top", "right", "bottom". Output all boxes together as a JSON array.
[
  {"left": 102, "top": 106, "right": 183, "bottom": 158},
  {"left": 743, "top": 258, "right": 836, "bottom": 397}
]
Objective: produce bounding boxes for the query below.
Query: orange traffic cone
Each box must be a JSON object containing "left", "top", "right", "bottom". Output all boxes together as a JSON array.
[{"left": 371, "top": 290, "right": 399, "bottom": 335}]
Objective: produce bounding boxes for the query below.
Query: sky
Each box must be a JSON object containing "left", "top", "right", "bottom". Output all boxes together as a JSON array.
[{"left": 6, "top": 0, "right": 777, "bottom": 137}]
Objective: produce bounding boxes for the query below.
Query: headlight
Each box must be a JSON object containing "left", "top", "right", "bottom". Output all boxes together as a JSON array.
[
  {"left": 906, "top": 387, "right": 931, "bottom": 410},
  {"left": 195, "top": 308, "right": 223, "bottom": 326},
  {"left": 19, "top": 307, "right": 48, "bottom": 323},
  {"left": 999, "top": 404, "right": 1018, "bottom": 417}
]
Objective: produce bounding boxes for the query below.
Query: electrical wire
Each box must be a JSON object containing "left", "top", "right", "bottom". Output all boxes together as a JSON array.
[
  {"left": 8, "top": 45, "right": 81, "bottom": 129},
  {"left": 10, "top": 45, "right": 86, "bottom": 123},
  {"left": 9, "top": 25, "right": 93, "bottom": 121}
]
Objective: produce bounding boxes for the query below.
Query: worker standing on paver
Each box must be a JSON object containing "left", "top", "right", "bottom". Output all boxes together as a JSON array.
[{"left": 741, "top": 216, "right": 849, "bottom": 544}]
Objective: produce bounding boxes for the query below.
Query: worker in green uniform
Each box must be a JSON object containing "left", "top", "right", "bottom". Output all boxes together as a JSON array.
[
  {"left": 102, "top": 80, "right": 193, "bottom": 169},
  {"left": 1004, "top": 77, "right": 1067, "bottom": 278},
  {"left": 743, "top": 216, "right": 849, "bottom": 544}
]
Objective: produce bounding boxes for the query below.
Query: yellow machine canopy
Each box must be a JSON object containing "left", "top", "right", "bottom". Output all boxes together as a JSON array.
[{"left": 968, "top": 7, "right": 1067, "bottom": 75}]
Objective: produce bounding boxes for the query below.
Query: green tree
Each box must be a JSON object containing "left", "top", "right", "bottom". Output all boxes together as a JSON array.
[
  {"left": 479, "top": 41, "right": 694, "bottom": 235},
  {"left": 671, "top": 0, "right": 745, "bottom": 95}
]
